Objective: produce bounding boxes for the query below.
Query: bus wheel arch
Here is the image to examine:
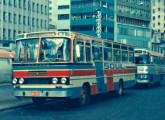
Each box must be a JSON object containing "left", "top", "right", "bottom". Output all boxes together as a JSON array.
[{"left": 80, "top": 82, "right": 91, "bottom": 105}]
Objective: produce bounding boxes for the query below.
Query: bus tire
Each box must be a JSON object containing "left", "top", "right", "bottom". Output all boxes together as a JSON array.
[
  {"left": 73, "top": 84, "right": 90, "bottom": 107},
  {"left": 116, "top": 80, "right": 123, "bottom": 96},
  {"left": 32, "top": 97, "right": 46, "bottom": 107}
]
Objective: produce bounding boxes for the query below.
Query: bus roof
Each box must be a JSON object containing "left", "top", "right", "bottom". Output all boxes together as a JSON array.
[
  {"left": 135, "top": 49, "right": 164, "bottom": 58},
  {"left": 16, "top": 31, "right": 134, "bottom": 48}
]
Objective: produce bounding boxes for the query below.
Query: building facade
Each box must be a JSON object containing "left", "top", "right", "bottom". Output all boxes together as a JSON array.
[
  {"left": 0, "top": 0, "right": 49, "bottom": 51},
  {"left": 49, "top": 0, "right": 151, "bottom": 49},
  {"left": 116, "top": 0, "right": 151, "bottom": 50},
  {"left": 151, "top": 0, "right": 165, "bottom": 54}
]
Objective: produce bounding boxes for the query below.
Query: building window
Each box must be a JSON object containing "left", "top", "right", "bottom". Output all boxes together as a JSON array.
[
  {"left": 14, "top": 0, "right": 17, "bottom": 7},
  {"left": 158, "top": 8, "right": 160, "bottom": 11},
  {"left": 8, "top": 13, "right": 12, "bottom": 23},
  {"left": 3, "top": 12, "right": 7, "bottom": 22},
  {"left": 19, "top": 15, "right": 22, "bottom": 24},
  {"left": 32, "top": 2, "right": 35, "bottom": 12},
  {"left": 41, "top": 20, "right": 43, "bottom": 28},
  {"left": 23, "top": 16, "right": 26, "bottom": 25},
  {"left": 36, "top": 19, "right": 39, "bottom": 28},
  {"left": 158, "top": 22, "right": 160, "bottom": 26},
  {"left": 158, "top": 15, "right": 160, "bottom": 19},
  {"left": 45, "top": 6, "right": 47, "bottom": 15},
  {"left": 3, "top": 28, "right": 6, "bottom": 39},
  {"left": 158, "top": 0, "right": 160, "bottom": 2},
  {"left": 58, "top": 5, "right": 69, "bottom": 9},
  {"left": 32, "top": 18, "right": 35, "bottom": 27},
  {"left": 164, "top": 23, "right": 165, "bottom": 28},
  {"left": 45, "top": 20, "right": 47, "bottom": 29},
  {"left": 28, "top": 1, "right": 30, "bottom": 10},
  {"left": 58, "top": 14, "right": 69, "bottom": 20},
  {"left": 9, "top": 0, "right": 12, "bottom": 6},
  {"left": 14, "top": 14, "right": 17, "bottom": 24},
  {"left": 3, "top": 0, "right": 6, "bottom": 5},
  {"left": 153, "top": 9, "right": 155, "bottom": 13},
  {"left": 23, "top": 0, "right": 26, "bottom": 9},
  {"left": 13, "top": 30, "right": 16, "bottom": 40},
  {"left": 49, "top": 7, "right": 52, "bottom": 10},
  {"left": 153, "top": 16, "right": 155, "bottom": 20},
  {"left": 153, "top": 23, "right": 155, "bottom": 27},
  {"left": 28, "top": 17, "right": 30, "bottom": 26},
  {"left": 37, "top": 4, "right": 39, "bottom": 13},
  {"left": 41, "top": 5, "right": 43, "bottom": 14},
  {"left": 19, "top": 0, "right": 22, "bottom": 8},
  {"left": 8, "top": 29, "right": 11, "bottom": 40}
]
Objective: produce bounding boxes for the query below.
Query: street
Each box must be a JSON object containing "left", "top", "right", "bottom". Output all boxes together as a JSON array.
[{"left": 0, "top": 81, "right": 165, "bottom": 120}]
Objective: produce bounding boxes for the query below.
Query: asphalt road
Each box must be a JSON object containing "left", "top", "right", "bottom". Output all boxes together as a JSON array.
[{"left": 0, "top": 81, "right": 165, "bottom": 120}]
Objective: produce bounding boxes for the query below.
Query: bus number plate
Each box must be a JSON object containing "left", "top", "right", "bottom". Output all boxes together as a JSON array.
[{"left": 31, "top": 92, "right": 40, "bottom": 96}]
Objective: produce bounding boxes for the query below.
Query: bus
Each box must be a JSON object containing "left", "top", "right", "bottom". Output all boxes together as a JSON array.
[
  {"left": 12, "top": 31, "right": 135, "bottom": 106},
  {"left": 0, "top": 49, "right": 13, "bottom": 84},
  {"left": 135, "top": 49, "right": 165, "bottom": 88}
]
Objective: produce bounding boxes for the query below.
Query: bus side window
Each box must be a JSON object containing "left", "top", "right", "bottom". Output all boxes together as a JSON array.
[
  {"left": 113, "top": 49, "right": 121, "bottom": 62},
  {"left": 74, "top": 41, "right": 84, "bottom": 63},
  {"left": 129, "top": 52, "right": 134, "bottom": 63},
  {"left": 122, "top": 51, "right": 128, "bottom": 63},
  {"left": 104, "top": 48, "right": 112, "bottom": 61},
  {"left": 85, "top": 43, "right": 91, "bottom": 63},
  {"left": 92, "top": 46, "right": 102, "bottom": 61}
]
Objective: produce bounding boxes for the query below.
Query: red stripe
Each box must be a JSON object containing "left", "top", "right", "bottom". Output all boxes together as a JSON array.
[
  {"left": 13, "top": 69, "right": 135, "bottom": 78},
  {"left": 107, "top": 77, "right": 114, "bottom": 92},
  {"left": 90, "top": 85, "right": 97, "bottom": 95},
  {"left": 47, "top": 70, "right": 72, "bottom": 77},
  {"left": 73, "top": 70, "right": 95, "bottom": 76},
  {"left": 13, "top": 71, "right": 28, "bottom": 77}
]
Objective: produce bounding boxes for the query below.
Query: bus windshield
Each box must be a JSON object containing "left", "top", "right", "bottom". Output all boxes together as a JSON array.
[
  {"left": 15, "top": 39, "right": 39, "bottom": 62},
  {"left": 39, "top": 38, "right": 70, "bottom": 62},
  {"left": 135, "top": 55, "right": 150, "bottom": 64}
]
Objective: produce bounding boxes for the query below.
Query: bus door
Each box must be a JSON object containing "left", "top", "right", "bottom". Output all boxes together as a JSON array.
[{"left": 95, "top": 62, "right": 106, "bottom": 94}]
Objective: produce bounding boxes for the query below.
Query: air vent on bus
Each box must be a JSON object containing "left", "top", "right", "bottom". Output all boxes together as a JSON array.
[{"left": 28, "top": 71, "right": 48, "bottom": 76}]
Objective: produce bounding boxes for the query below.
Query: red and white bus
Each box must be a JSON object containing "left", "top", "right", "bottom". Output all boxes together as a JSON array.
[{"left": 12, "top": 31, "right": 135, "bottom": 106}]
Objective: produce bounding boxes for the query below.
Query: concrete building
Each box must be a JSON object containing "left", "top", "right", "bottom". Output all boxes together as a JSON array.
[
  {"left": 151, "top": 0, "right": 165, "bottom": 54},
  {"left": 0, "top": 0, "right": 49, "bottom": 51},
  {"left": 116, "top": 0, "right": 151, "bottom": 50},
  {"left": 49, "top": 0, "right": 151, "bottom": 49}
]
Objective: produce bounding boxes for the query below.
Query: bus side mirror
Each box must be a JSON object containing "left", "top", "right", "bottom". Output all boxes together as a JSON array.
[{"left": 76, "top": 45, "right": 80, "bottom": 58}]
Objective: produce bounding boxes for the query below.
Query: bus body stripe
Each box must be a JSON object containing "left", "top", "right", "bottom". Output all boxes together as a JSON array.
[{"left": 13, "top": 69, "right": 135, "bottom": 77}]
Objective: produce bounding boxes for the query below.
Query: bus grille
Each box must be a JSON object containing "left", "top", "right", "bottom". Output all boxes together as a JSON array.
[
  {"left": 24, "top": 78, "right": 51, "bottom": 84},
  {"left": 28, "top": 71, "right": 48, "bottom": 76}
]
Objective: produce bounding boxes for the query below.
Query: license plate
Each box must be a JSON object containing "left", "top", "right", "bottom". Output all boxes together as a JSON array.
[{"left": 31, "top": 91, "right": 40, "bottom": 96}]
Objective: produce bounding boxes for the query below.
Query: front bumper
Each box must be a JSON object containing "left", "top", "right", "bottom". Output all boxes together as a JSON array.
[
  {"left": 136, "top": 79, "right": 149, "bottom": 84},
  {"left": 13, "top": 85, "right": 81, "bottom": 99}
]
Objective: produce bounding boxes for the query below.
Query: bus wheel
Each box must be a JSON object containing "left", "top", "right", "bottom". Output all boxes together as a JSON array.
[
  {"left": 32, "top": 97, "right": 46, "bottom": 107},
  {"left": 116, "top": 80, "right": 123, "bottom": 96},
  {"left": 73, "top": 85, "right": 90, "bottom": 107}
]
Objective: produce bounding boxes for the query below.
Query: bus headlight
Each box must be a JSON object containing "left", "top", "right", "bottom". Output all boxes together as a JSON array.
[
  {"left": 61, "top": 77, "right": 67, "bottom": 84},
  {"left": 19, "top": 78, "right": 24, "bottom": 84},
  {"left": 12, "top": 78, "right": 17, "bottom": 84},
  {"left": 52, "top": 78, "right": 58, "bottom": 84},
  {"left": 140, "top": 75, "right": 148, "bottom": 79}
]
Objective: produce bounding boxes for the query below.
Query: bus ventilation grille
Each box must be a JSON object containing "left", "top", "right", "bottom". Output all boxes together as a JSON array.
[{"left": 28, "top": 71, "right": 48, "bottom": 76}]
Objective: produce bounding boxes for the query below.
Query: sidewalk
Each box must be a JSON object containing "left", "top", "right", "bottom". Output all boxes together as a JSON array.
[{"left": 0, "top": 84, "right": 32, "bottom": 111}]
